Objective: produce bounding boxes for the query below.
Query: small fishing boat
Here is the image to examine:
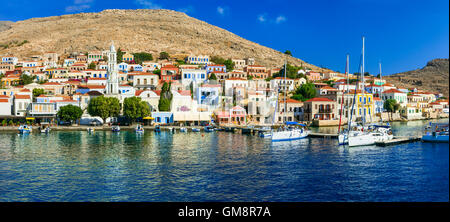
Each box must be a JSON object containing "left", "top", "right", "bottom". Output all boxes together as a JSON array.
[
  {"left": 422, "top": 123, "right": 449, "bottom": 143},
  {"left": 112, "top": 125, "right": 120, "bottom": 132},
  {"left": 18, "top": 125, "right": 32, "bottom": 134},
  {"left": 154, "top": 125, "right": 161, "bottom": 132},
  {"left": 204, "top": 125, "right": 215, "bottom": 132},
  {"left": 87, "top": 128, "right": 95, "bottom": 133},
  {"left": 258, "top": 126, "right": 272, "bottom": 138},
  {"left": 192, "top": 128, "right": 200, "bottom": 132},
  {"left": 39, "top": 123, "right": 51, "bottom": 134},
  {"left": 135, "top": 124, "right": 144, "bottom": 133},
  {"left": 168, "top": 127, "right": 175, "bottom": 133},
  {"left": 179, "top": 127, "right": 187, "bottom": 132}
]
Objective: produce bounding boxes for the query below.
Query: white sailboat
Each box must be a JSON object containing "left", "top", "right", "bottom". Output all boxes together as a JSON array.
[
  {"left": 271, "top": 60, "right": 310, "bottom": 142},
  {"left": 347, "top": 36, "right": 376, "bottom": 147}
]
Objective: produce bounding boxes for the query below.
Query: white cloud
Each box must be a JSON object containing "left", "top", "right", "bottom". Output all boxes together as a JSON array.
[
  {"left": 275, "top": 15, "right": 287, "bottom": 24},
  {"left": 135, "top": 0, "right": 162, "bottom": 9},
  {"left": 217, "top": 6, "right": 225, "bottom": 15},
  {"left": 257, "top": 14, "right": 266, "bottom": 22},
  {"left": 65, "top": 0, "right": 94, "bottom": 13}
]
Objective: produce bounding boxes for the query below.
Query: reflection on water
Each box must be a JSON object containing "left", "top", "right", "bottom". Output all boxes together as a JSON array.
[{"left": 0, "top": 119, "right": 448, "bottom": 202}]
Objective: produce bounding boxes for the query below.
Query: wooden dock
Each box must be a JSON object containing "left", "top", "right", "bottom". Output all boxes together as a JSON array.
[{"left": 375, "top": 136, "right": 422, "bottom": 147}]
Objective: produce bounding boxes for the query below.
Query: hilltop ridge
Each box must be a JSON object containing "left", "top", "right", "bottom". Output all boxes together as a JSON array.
[
  {"left": 0, "top": 9, "right": 328, "bottom": 71},
  {"left": 384, "top": 58, "right": 449, "bottom": 97}
]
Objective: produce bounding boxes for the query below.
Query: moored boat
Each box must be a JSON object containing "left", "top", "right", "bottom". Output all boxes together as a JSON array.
[
  {"left": 18, "top": 125, "right": 32, "bottom": 134},
  {"left": 422, "top": 123, "right": 449, "bottom": 143},
  {"left": 154, "top": 125, "right": 161, "bottom": 132},
  {"left": 192, "top": 128, "right": 200, "bottom": 132},
  {"left": 180, "top": 127, "right": 187, "bottom": 132},
  {"left": 271, "top": 122, "right": 310, "bottom": 142},
  {"left": 112, "top": 125, "right": 120, "bottom": 132},
  {"left": 204, "top": 125, "right": 214, "bottom": 132},
  {"left": 135, "top": 124, "right": 144, "bottom": 133},
  {"left": 39, "top": 123, "right": 51, "bottom": 134}
]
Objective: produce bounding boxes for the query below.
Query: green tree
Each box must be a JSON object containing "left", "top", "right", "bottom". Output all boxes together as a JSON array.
[
  {"left": 158, "top": 82, "right": 172, "bottom": 111},
  {"left": 247, "top": 75, "right": 254, "bottom": 80},
  {"left": 383, "top": 99, "right": 400, "bottom": 121},
  {"left": 210, "top": 56, "right": 234, "bottom": 72},
  {"left": 19, "top": 74, "right": 35, "bottom": 85},
  {"left": 32, "top": 88, "right": 45, "bottom": 98},
  {"left": 273, "top": 63, "right": 305, "bottom": 80},
  {"left": 284, "top": 50, "right": 292, "bottom": 56},
  {"left": 208, "top": 72, "right": 217, "bottom": 80},
  {"left": 88, "top": 62, "right": 96, "bottom": 70},
  {"left": 87, "top": 96, "right": 121, "bottom": 124},
  {"left": 133, "top": 52, "right": 153, "bottom": 64},
  {"left": 223, "top": 59, "right": 234, "bottom": 72},
  {"left": 57, "top": 104, "right": 83, "bottom": 124},
  {"left": 291, "top": 83, "right": 316, "bottom": 102},
  {"left": 117, "top": 48, "right": 125, "bottom": 63},
  {"left": 123, "top": 97, "right": 150, "bottom": 123},
  {"left": 153, "top": 69, "right": 161, "bottom": 75},
  {"left": 159, "top": 51, "right": 170, "bottom": 60}
]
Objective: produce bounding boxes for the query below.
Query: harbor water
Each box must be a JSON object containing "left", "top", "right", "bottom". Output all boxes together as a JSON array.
[{"left": 0, "top": 119, "right": 448, "bottom": 201}]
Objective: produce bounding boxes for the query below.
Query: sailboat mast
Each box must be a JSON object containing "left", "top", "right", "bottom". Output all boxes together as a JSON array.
[
  {"left": 379, "top": 61, "right": 383, "bottom": 99},
  {"left": 283, "top": 60, "right": 287, "bottom": 124},
  {"left": 338, "top": 55, "right": 348, "bottom": 132},
  {"left": 361, "top": 36, "right": 365, "bottom": 125}
]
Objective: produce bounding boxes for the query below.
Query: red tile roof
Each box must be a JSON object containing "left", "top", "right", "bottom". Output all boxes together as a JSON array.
[
  {"left": 383, "top": 89, "right": 405, "bottom": 94},
  {"left": 14, "top": 95, "right": 31, "bottom": 100},
  {"left": 305, "top": 97, "right": 334, "bottom": 102}
]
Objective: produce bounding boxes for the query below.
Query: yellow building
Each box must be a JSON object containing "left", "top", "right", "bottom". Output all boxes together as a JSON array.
[
  {"left": 122, "top": 52, "right": 134, "bottom": 63},
  {"left": 355, "top": 91, "right": 375, "bottom": 121}
]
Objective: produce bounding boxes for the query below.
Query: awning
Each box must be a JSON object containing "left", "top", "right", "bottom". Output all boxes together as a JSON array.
[
  {"left": 173, "top": 112, "right": 212, "bottom": 122},
  {"left": 143, "top": 117, "right": 154, "bottom": 120},
  {"left": 25, "top": 117, "right": 35, "bottom": 120},
  {"left": 285, "top": 121, "right": 306, "bottom": 126}
]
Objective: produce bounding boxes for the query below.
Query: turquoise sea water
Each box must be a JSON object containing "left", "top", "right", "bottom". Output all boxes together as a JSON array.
[{"left": 0, "top": 119, "right": 448, "bottom": 202}]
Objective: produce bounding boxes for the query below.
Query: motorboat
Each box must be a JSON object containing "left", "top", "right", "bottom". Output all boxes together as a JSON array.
[
  {"left": 422, "top": 123, "right": 449, "bottom": 143},
  {"left": 258, "top": 126, "right": 272, "bottom": 138},
  {"left": 18, "top": 125, "right": 32, "bottom": 134},
  {"left": 179, "top": 127, "right": 187, "bottom": 132},
  {"left": 204, "top": 125, "right": 215, "bottom": 132},
  {"left": 192, "top": 128, "right": 201, "bottom": 132},
  {"left": 87, "top": 128, "right": 95, "bottom": 133},
  {"left": 271, "top": 122, "right": 310, "bottom": 142},
  {"left": 39, "top": 123, "right": 51, "bottom": 134},
  {"left": 112, "top": 125, "right": 120, "bottom": 132},
  {"left": 154, "top": 125, "right": 161, "bottom": 132},
  {"left": 135, "top": 124, "right": 144, "bottom": 133}
]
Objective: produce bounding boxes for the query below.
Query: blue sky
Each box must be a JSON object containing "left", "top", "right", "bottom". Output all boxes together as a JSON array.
[{"left": 0, "top": 0, "right": 448, "bottom": 75}]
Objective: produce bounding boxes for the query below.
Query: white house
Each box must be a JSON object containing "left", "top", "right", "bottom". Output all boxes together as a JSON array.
[{"left": 181, "top": 69, "right": 208, "bottom": 87}]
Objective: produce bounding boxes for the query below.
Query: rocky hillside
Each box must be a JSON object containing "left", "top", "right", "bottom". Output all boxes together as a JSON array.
[
  {"left": 0, "top": 21, "right": 13, "bottom": 32},
  {"left": 384, "top": 58, "right": 449, "bottom": 97},
  {"left": 0, "top": 9, "right": 327, "bottom": 71}
]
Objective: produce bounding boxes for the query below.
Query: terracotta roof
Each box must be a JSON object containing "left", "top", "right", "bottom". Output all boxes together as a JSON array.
[
  {"left": 373, "top": 97, "right": 381, "bottom": 101},
  {"left": 0, "top": 95, "right": 10, "bottom": 98},
  {"left": 177, "top": 90, "right": 191, "bottom": 96},
  {"left": 14, "top": 95, "right": 31, "bottom": 100},
  {"left": 88, "top": 78, "right": 107, "bottom": 80},
  {"left": 19, "top": 89, "right": 30, "bottom": 92},
  {"left": 383, "top": 89, "right": 405, "bottom": 94},
  {"left": 305, "top": 97, "right": 334, "bottom": 102},
  {"left": 321, "top": 86, "right": 337, "bottom": 90},
  {"left": 226, "top": 77, "right": 247, "bottom": 81},
  {"left": 280, "top": 99, "right": 302, "bottom": 103},
  {"left": 78, "top": 85, "right": 105, "bottom": 89},
  {"left": 42, "top": 82, "right": 62, "bottom": 85},
  {"left": 0, "top": 99, "right": 9, "bottom": 103}
]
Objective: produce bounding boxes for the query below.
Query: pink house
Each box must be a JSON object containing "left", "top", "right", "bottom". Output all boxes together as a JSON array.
[{"left": 214, "top": 105, "right": 247, "bottom": 125}]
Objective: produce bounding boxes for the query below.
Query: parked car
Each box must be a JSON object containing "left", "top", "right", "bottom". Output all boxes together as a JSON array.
[
  {"left": 89, "top": 119, "right": 102, "bottom": 126},
  {"left": 58, "top": 120, "right": 72, "bottom": 126}
]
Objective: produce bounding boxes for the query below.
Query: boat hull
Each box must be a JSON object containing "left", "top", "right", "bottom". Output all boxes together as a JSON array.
[
  {"left": 348, "top": 133, "right": 375, "bottom": 147},
  {"left": 422, "top": 135, "right": 449, "bottom": 143},
  {"left": 271, "top": 129, "right": 309, "bottom": 142}
]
